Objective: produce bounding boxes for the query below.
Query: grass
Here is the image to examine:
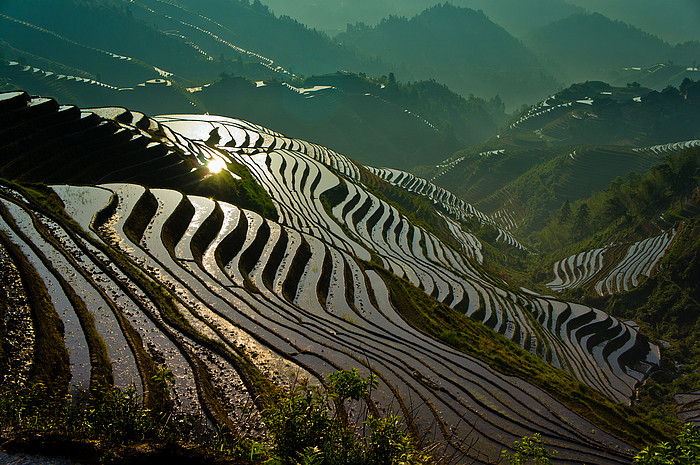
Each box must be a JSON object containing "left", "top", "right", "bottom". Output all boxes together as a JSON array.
[{"left": 0, "top": 380, "right": 256, "bottom": 464}]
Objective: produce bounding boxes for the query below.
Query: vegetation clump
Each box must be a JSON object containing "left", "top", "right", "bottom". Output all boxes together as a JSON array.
[
  {"left": 501, "top": 433, "right": 555, "bottom": 465},
  {"left": 0, "top": 381, "right": 187, "bottom": 446},
  {"left": 634, "top": 424, "right": 700, "bottom": 465},
  {"left": 263, "top": 369, "right": 429, "bottom": 465},
  {"left": 0, "top": 369, "right": 429, "bottom": 465}
]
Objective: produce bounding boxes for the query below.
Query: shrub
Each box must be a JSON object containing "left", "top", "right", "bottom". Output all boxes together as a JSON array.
[
  {"left": 0, "top": 382, "right": 185, "bottom": 445},
  {"left": 501, "top": 433, "right": 556, "bottom": 465},
  {"left": 0, "top": 370, "right": 431, "bottom": 464},
  {"left": 264, "top": 369, "right": 430, "bottom": 465},
  {"left": 634, "top": 424, "right": 700, "bottom": 465}
]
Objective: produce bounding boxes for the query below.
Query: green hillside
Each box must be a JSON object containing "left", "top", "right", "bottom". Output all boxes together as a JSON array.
[
  {"left": 419, "top": 81, "right": 700, "bottom": 228},
  {"left": 522, "top": 147, "right": 700, "bottom": 429}
]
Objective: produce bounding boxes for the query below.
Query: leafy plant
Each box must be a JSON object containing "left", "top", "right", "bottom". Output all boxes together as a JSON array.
[
  {"left": 263, "top": 369, "right": 430, "bottom": 464},
  {"left": 634, "top": 424, "right": 700, "bottom": 465},
  {"left": 501, "top": 433, "right": 556, "bottom": 465},
  {"left": 327, "top": 367, "right": 377, "bottom": 401}
]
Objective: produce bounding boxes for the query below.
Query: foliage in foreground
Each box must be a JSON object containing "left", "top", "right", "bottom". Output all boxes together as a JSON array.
[
  {"left": 0, "top": 381, "right": 193, "bottom": 446},
  {"left": 500, "top": 433, "right": 555, "bottom": 465},
  {"left": 263, "top": 368, "right": 430, "bottom": 465},
  {"left": 0, "top": 369, "right": 430, "bottom": 464},
  {"left": 634, "top": 424, "right": 700, "bottom": 465},
  {"left": 500, "top": 427, "right": 700, "bottom": 465}
]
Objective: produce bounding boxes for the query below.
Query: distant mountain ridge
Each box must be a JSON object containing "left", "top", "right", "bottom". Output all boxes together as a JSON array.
[
  {"left": 337, "top": 3, "right": 562, "bottom": 109},
  {"left": 525, "top": 12, "right": 700, "bottom": 84},
  {"left": 565, "top": 0, "right": 700, "bottom": 45}
]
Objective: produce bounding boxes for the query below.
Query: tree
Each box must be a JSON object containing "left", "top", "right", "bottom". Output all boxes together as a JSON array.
[
  {"left": 559, "top": 200, "right": 571, "bottom": 223},
  {"left": 573, "top": 203, "right": 590, "bottom": 238},
  {"left": 603, "top": 196, "right": 628, "bottom": 224}
]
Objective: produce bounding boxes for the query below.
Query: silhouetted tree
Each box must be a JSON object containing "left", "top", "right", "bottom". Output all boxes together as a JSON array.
[
  {"left": 573, "top": 203, "right": 590, "bottom": 238},
  {"left": 559, "top": 200, "right": 571, "bottom": 223}
]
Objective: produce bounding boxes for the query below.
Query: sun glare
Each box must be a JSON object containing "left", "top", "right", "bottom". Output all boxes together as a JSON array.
[{"left": 208, "top": 157, "right": 226, "bottom": 174}]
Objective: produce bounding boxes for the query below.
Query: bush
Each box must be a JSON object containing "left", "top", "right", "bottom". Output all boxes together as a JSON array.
[
  {"left": 264, "top": 369, "right": 430, "bottom": 465},
  {"left": 501, "top": 433, "right": 556, "bottom": 465},
  {"left": 0, "top": 370, "right": 431, "bottom": 464},
  {"left": 634, "top": 424, "right": 700, "bottom": 465},
  {"left": 0, "top": 381, "right": 186, "bottom": 445}
]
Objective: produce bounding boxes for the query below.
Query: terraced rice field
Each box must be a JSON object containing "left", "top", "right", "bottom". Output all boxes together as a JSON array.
[
  {"left": 367, "top": 166, "right": 525, "bottom": 251},
  {"left": 0, "top": 96, "right": 664, "bottom": 462},
  {"left": 633, "top": 139, "right": 700, "bottom": 155},
  {"left": 675, "top": 391, "right": 700, "bottom": 427},
  {"left": 595, "top": 230, "right": 677, "bottom": 296},
  {"left": 546, "top": 229, "right": 678, "bottom": 295},
  {"left": 509, "top": 98, "right": 576, "bottom": 130},
  {"left": 0, "top": 180, "right": 643, "bottom": 463}
]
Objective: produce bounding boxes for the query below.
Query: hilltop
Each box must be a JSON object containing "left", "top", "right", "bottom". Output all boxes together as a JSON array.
[
  {"left": 525, "top": 13, "right": 700, "bottom": 84},
  {"left": 565, "top": 0, "right": 700, "bottom": 45},
  {"left": 337, "top": 3, "right": 561, "bottom": 109},
  {"left": 262, "top": 0, "right": 584, "bottom": 37},
  {"left": 415, "top": 80, "right": 700, "bottom": 228}
]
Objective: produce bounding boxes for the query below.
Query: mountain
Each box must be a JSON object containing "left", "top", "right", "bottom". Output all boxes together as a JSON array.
[
  {"left": 525, "top": 13, "right": 672, "bottom": 84},
  {"left": 261, "top": 0, "right": 698, "bottom": 45},
  {"left": 261, "top": 0, "right": 584, "bottom": 37},
  {"left": 127, "top": 0, "right": 393, "bottom": 77},
  {"left": 412, "top": 79, "right": 700, "bottom": 251},
  {"left": 0, "top": 0, "right": 392, "bottom": 85},
  {"left": 0, "top": 89, "right": 668, "bottom": 462},
  {"left": 0, "top": 0, "right": 510, "bottom": 170},
  {"left": 336, "top": 3, "right": 562, "bottom": 109},
  {"left": 565, "top": 0, "right": 700, "bottom": 45}
]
